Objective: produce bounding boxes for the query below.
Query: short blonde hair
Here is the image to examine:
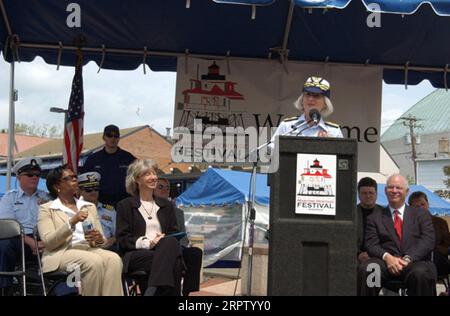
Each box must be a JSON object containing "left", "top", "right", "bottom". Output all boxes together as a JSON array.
[
  {"left": 293, "top": 94, "right": 334, "bottom": 118},
  {"left": 125, "top": 159, "right": 158, "bottom": 196}
]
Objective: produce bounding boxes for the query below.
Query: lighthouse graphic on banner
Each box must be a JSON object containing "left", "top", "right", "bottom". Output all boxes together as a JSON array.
[
  {"left": 295, "top": 154, "right": 337, "bottom": 216},
  {"left": 178, "top": 61, "right": 246, "bottom": 130}
]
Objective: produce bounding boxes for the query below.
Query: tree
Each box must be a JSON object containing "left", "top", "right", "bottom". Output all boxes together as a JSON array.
[
  {"left": 1, "top": 122, "right": 63, "bottom": 138},
  {"left": 434, "top": 165, "right": 450, "bottom": 200}
]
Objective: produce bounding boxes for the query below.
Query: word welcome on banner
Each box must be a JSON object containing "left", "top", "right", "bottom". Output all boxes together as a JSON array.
[{"left": 174, "top": 57, "right": 382, "bottom": 172}]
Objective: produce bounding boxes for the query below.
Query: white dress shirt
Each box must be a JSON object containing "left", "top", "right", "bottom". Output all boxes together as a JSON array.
[
  {"left": 50, "top": 198, "right": 93, "bottom": 245},
  {"left": 135, "top": 200, "right": 162, "bottom": 249}
]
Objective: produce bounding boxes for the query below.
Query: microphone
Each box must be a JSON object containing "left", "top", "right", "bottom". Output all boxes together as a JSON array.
[
  {"left": 291, "top": 119, "right": 310, "bottom": 131},
  {"left": 309, "top": 109, "right": 321, "bottom": 125}
]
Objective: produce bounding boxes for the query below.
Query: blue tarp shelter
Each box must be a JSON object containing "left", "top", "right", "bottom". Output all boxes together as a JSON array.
[
  {"left": 176, "top": 168, "right": 269, "bottom": 266},
  {"left": 376, "top": 184, "right": 450, "bottom": 216},
  {"left": 1, "top": 1, "right": 450, "bottom": 86},
  {"left": 176, "top": 168, "right": 269, "bottom": 207}
]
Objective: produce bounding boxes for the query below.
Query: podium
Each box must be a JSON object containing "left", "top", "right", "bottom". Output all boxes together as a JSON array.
[{"left": 267, "top": 136, "right": 358, "bottom": 296}]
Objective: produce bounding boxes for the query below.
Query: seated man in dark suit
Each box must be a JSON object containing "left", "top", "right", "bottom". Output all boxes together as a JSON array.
[
  {"left": 408, "top": 191, "right": 450, "bottom": 279},
  {"left": 358, "top": 174, "right": 436, "bottom": 296}
]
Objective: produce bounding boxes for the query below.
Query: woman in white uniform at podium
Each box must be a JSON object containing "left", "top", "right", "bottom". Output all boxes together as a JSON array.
[{"left": 271, "top": 76, "right": 344, "bottom": 140}]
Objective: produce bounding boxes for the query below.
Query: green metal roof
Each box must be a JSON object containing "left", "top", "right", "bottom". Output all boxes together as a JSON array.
[{"left": 381, "top": 89, "right": 450, "bottom": 143}]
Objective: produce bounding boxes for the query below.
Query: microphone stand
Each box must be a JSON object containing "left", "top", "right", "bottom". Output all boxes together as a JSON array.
[
  {"left": 244, "top": 118, "right": 312, "bottom": 296},
  {"left": 296, "top": 121, "right": 317, "bottom": 136}
]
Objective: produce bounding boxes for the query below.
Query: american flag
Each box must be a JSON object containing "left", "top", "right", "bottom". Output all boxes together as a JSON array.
[{"left": 63, "top": 63, "right": 84, "bottom": 173}]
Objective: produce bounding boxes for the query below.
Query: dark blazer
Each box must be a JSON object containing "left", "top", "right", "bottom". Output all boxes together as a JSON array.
[
  {"left": 432, "top": 215, "right": 450, "bottom": 256},
  {"left": 115, "top": 196, "right": 179, "bottom": 271},
  {"left": 365, "top": 205, "right": 435, "bottom": 262},
  {"left": 357, "top": 204, "right": 383, "bottom": 254}
]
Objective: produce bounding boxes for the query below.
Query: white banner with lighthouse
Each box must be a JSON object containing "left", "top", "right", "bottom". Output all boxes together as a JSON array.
[
  {"left": 174, "top": 57, "right": 382, "bottom": 172},
  {"left": 295, "top": 154, "right": 337, "bottom": 216}
]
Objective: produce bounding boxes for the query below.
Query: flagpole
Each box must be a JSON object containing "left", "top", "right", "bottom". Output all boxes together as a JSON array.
[
  {"left": 6, "top": 60, "right": 15, "bottom": 190},
  {"left": 63, "top": 49, "right": 84, "bottom": 173}
]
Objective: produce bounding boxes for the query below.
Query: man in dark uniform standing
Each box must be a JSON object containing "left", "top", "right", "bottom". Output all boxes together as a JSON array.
[{"left": 81, "top": 124, "right": 136, "bottom": 207}]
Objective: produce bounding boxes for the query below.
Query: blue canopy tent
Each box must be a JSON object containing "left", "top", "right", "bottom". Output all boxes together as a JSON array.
[
  {"left": 176, "top": 168, "right": 269, "bottom": 207},
  {"left": 0, "top": 0, "right": 450, "bottom": 84},
  {"left": 2, "top": 0, "right": 450, "bottom": 183},
  {"left": 176, "top": 168, "right": 269, "bottom": 266},
  {"left": 376, "top": 184, "right": 450, "bottom": 216}
]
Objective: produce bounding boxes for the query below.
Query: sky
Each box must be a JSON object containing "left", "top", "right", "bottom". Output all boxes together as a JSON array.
[{"left": 0, "top": 57, "right": 437, "bottom": 137}]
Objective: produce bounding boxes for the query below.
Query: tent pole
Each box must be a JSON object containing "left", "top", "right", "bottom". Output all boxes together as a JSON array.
[
  {"left": 6, "top": 60, "right": 15, "bottom": 190},
  {"left": 246, "top": 164, "right": 257, "bottom": 296},
  {"left": 17, "top": 41, "right": 450, "bottom": 74},
  {"left": 281, "top": 0, "right": 295, "bottom": 53},
  {"left": 0, "top": 0, "right": 13, "bottom": 35}
]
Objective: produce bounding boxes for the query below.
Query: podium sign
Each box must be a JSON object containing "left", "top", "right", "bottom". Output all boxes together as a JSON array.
[
  {"left": 295, "top": 154, "right": 337, "bottom": 216},
  {"left": 268, "top": 136, "right": 358, "bottom": 296}
]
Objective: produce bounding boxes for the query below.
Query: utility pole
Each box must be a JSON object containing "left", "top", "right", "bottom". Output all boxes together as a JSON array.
[{"left": 400, "top": 115, "right": 422, "bottom": 184}]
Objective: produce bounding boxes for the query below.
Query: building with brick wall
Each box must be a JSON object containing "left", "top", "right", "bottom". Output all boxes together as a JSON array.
[
  {"left": 0, "top": 133, "right": 51, "bottom": 159},
  {"left": 0, "top": 125, "right": 190, "bottom": 175}
]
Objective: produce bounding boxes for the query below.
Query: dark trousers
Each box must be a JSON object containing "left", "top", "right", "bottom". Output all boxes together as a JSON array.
[
  {"left": 433, "top": 252, "right": 450, "bottom": 277},
  {"left": 0, "top": 237, "right": 33, "bottom": 288},
  {"left": 182, "top": 246, "right": 203, "bottom": 294},
  {"left": 358, "top": 257, "right": 437, "bottom": 296},
  {"left": 127, "top": 237, "right": 183, "bottom": 296}
]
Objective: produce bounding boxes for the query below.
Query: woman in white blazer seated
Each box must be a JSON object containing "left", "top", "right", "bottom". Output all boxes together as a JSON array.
[{"left": 38, "top": 165, "right": 123, "bottom": 296}]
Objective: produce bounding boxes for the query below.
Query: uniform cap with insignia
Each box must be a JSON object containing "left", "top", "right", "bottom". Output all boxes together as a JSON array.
[
  {"left": 294, "top": 76, "right": 334, "bottom": 117},
  {"left": 78, "top": 172, "right": 101, "bottom": 189},
  {"left": 302, "top": 76, "right": 331, "bottom": 97},
  {"left": 12, "top": 157, "right": 42, "bottom": 175}
]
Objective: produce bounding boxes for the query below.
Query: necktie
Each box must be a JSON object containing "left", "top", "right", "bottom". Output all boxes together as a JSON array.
[{"left": 393, "top": 209, "right": 403, "bottom": 241}]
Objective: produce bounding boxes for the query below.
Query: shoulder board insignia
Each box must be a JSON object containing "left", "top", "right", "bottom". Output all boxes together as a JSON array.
[
  {"left": 283, "top": 116, "right": 299, "bottom": 122},
  {"left": 325, "top": 121, "right": 340, "bottom": 128},
  {"left": 103, "top": 204, "right": 114, "bottom": 210}
]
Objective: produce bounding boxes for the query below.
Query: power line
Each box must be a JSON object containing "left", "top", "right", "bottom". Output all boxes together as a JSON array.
[{"left": 399, "top": 115, "right": 423, "bottom": 184}]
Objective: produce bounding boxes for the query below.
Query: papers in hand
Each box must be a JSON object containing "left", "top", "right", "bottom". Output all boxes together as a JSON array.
[{"left": 164, "top": 232, "right": 187, "bottom": 240}]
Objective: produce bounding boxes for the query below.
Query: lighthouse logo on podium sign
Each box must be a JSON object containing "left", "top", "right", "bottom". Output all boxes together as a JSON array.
[{"left": 295, "top": 154, "right": 337, "bottom": 216}]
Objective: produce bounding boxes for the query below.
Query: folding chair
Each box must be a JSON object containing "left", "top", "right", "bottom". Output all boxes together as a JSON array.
[
  {"left": 122, "top": 270, "right": 148, "bottom": 296},
  {"left": 0, "top": 219, "right": 27, "bottom": 296},
  {"left": 437, "top": 273, "right": 449, "bottom": 292},
  {"left": 32, "top": 226, "right": 73, "bottom": 296}
]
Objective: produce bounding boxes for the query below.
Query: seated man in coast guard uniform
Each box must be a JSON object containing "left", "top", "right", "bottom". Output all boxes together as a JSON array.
[
  {"left": 0, "top": 157, "right": 51, "bottom": 295},
  {"left": 271, "top": 76, "right": 343, "bottom": 140},
  {"left": 78, "top": 172, "right": 117, "bottom": 251}
]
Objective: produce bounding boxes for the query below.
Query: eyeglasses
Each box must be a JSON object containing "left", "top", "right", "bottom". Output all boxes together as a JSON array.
[
  {"left": 157, "top": 184, "right": 170, "bottom": 190},
  {"left": 61, "top": 175, "right": 77, "bottom": 182},
  {"left": 83, "top": 187, "right": 99, "bottom": 193},
  {"left": 105, "top": 133, "right": 120, "bottom": 138},
  {"left": 23, "top": 172, "right": 41, "bottom": 178}
]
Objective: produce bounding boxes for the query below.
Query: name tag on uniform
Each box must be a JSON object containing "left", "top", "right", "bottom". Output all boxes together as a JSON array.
[
  {"left": 13, "top": 201, "right": 23, "bottom": 205},
  {"left": 101, "top": 214, "right": 112, "bottom": 222}
]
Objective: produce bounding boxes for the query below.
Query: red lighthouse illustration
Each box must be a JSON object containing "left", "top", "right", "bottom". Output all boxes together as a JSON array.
[
  {"left": 178, "top": 61, "right": 245, "bottom": 129},
  {"left": 297, "top": 159, "right": 334, "bottom": 196}
]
